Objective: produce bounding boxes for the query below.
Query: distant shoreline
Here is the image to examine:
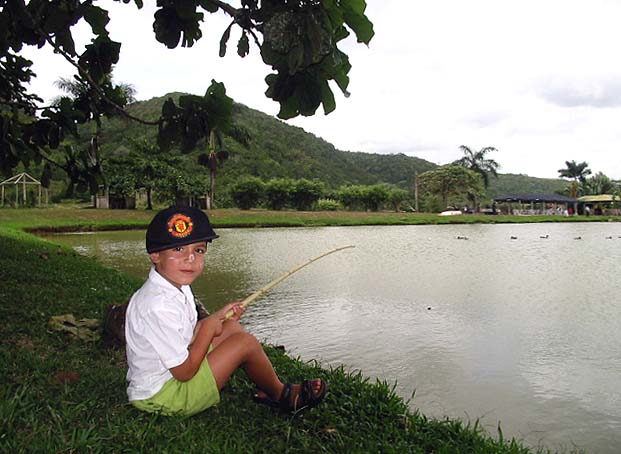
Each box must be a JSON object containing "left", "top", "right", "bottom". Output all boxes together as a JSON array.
[{"left": 1, "top": 206, "right": 616, "bottom": 234}]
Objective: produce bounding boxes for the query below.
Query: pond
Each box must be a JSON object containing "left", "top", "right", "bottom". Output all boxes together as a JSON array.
[{"left": 46, "top": 222, "right": 621, "bottom": 453}]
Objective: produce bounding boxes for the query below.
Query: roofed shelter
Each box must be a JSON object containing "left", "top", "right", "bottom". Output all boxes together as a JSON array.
[
  {"left": 578, "top": 194, "right": 620, "bottom": 215},
  {"left": 493, "top": 193, "right": 577, "bottom": 215},
  {"left": 0, "top": 172, "right": 48, "bottom": 207}
]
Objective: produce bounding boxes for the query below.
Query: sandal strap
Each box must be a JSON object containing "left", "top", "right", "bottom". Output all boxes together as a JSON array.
[
  {"left": 279, "top": 383, "right": 293, "bottom": 411},
  {"left": 301, "top": 379, "right": 327, "bottom": 406},
  {"left": 279, "top": 379, "right": 327, "bottom": 413}
]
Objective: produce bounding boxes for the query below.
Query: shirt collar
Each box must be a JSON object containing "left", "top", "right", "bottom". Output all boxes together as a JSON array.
[{"left": 148, "top": 267, "right": 194, "bottom": 301}]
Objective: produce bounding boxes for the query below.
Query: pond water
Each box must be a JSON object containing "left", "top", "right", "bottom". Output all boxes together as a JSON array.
[{"left": 46, "top": 222, "right": 621, "bottom": 453}]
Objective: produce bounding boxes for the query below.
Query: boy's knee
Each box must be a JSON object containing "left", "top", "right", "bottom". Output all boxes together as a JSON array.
[
  {"left": 234, "top": 331, "right": 261, "bottom": 352},
  {"left": 223, "top": 320, "right": 245, "bottom": 335}
]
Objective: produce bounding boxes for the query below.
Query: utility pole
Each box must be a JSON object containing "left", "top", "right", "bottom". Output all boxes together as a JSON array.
[{"left": 414, "top": 171, "right": 419, "bottom": 212}]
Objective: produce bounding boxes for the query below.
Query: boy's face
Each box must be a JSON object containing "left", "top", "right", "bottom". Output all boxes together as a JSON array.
[{"left": 149, "top": 241, "right": 207, "bottom": 288}]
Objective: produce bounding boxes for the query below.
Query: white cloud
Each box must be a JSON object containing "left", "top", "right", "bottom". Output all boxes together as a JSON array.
[{"left": 19, "top": 0, "right": 621, "bottom": 179}]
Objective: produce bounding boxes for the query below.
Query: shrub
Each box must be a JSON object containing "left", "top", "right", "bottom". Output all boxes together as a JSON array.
[
  {"left": 230, "top": 176, "right": 265, "bottom": 210},
  {"left": 337, "top": 185, "right": 366, "bottom": 210},
  {"left": 316, "top": 198, "right": 342, "bottom": 211},
  {"left": 387, "top": 188, "right": 410, "bottom": 212},
  {"left": 361, "top": 184, "right": 390, "bottom": 211},
  {"left": 264, "top": 178, "right": 293, "bottom": 210},
  {"left": 290, "top": 179, "right": 324, "bottom": 210}
]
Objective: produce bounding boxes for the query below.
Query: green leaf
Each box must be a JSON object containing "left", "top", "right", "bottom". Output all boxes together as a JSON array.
[
  {"left": 277, "top": 95, "right": 299, "bottom": 120},
  {"left": 153, "top": 7, "right": 182, "bottom": 48},
  {"left": 78, "top": 36, "right": 121, "bottom": 83},
  {"left": 219, "top": 24, "right": 232, "bottom": 57},
  {"left": 237, "top": 32, "right": 249, "bottom": 57},
  {"left": 82, "top": 4, "right": 110, "bottom": 36},
  {"left": 175, "top": 0, "right": 198, "bottom": 20},
  {"left": 340, "top": 0, "right": 374, "bottom": 44},
  {"left": 162, "top": 98, "right": 178, "bottom": 119},
  {"left": 287, "top": 44, "right": 304, "bottom": 74},
  {"left": 320, "top": 81, "right": 336, "bottom": 115},
  {"left": 199, "top": 0, "right": 219, "bottom": 13},
  {"left": 296, "top": 74, "right": 322, "bottom": 116}
]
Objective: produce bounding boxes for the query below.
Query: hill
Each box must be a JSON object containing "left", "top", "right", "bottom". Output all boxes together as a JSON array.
[
  {"left": 92, "top": 93, "right": 567, "bottom": 200},
  {"left": 487, "top": 173, "right": 567, "bottom": 199}
]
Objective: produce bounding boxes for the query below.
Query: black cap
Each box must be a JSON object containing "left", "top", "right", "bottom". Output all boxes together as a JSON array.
[{"left": 146, "top": 206, "right": 219, "bottom": 253}]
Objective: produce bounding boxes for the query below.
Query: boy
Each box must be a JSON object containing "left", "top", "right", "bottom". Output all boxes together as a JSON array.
[{"left": 125, "top": 206, "right": 326, "bottom": 416}]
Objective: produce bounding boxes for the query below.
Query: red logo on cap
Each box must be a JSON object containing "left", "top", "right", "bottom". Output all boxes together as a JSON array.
[{"left": 167, "top": 214, "right": 193, "bottom": 238}]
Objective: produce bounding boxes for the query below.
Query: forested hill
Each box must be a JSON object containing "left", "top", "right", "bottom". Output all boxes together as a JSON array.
[{"left": 100, "top": 93, "right": 566, "bottom": 195}]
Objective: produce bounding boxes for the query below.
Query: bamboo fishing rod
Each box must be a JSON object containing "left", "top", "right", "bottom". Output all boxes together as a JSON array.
[{"left": 224, "top": 244, "right": 355, "bottom": 320}]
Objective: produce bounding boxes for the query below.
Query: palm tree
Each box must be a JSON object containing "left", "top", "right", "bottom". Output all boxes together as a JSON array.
[
  {"left": 454, "top": 145, "right": 500, "bottom": 188},
  {"left": 558, "top": 160, "right": 591, "bottom": 198},
  {"left": 54, "top": 76, "right": 136, "bottom": 202},
  {"left": 197, "top": 124, "right": 249, "bottom": 209},
  {"left": 580, "top": 172, "right": 616, "bottom": 195},
  {"left": 558, "top": 160, "right": 591, "bottom": 183}
]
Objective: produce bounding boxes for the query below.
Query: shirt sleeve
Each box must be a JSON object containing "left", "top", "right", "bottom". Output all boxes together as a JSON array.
[{"left": 142, "top": 308, "right": 190, "bottom": 369}]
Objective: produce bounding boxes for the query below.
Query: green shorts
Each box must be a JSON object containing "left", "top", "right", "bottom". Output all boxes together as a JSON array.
[{"left": 131, "top": 359, "right": 220, "bottom": 417}]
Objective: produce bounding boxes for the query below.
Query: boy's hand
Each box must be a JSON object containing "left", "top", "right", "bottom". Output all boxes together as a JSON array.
[
  {"left": 192, "top": 302, "right": 244, "bottom": 343},
  {"left": 218, "top": 301, "right": 245, "bottom": 322}
]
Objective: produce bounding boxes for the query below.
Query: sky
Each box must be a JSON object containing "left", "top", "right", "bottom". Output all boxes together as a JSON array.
[{"left": 22, "top": 0, "right": 621, "bottom": 180}]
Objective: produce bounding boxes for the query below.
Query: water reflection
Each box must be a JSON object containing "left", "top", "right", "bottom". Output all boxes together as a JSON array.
[{"left": 46, "top": 223, "right": 621, "bottom": 453}]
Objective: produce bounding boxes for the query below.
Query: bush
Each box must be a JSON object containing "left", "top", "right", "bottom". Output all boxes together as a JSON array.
[
  {"left": 337, "top": 185, "right": 366, "bottom": 210},
  {"left": 230, "top": 176, "right": 265, "bottom": 210},
  {"left": 361, "top": 184, "right": 390, "bottom": 211},
  {"left": 264, "top": 178, "right": 293, "bottom": 210},
  {"left": 316, "top": 198, "right": 342, "bottom": 211},
  {"left": 290, "top": 179, "right": 324, "bottom": 211},
  {"left": 421, "top": 194, "right": 444, "bottom": 213},
  {"left": 157, "top": 171, "right": 207, "bottom": 206},
  {"left": 387, "top": 188, "right": 410, "bottom": 212},
  {"left": 108, "top": 173, "right": 137, "bottom": 198}
]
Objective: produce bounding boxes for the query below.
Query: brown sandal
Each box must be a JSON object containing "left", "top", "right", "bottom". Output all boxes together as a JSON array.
[
  {"left": 252, "top": 379, "right": 328, "bottom": 414},
  {"left": 279, "top": 379, "right": 327, "bottom": 413}
]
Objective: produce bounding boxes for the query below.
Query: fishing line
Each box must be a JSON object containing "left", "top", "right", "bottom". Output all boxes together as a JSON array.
[{"left": 224, "top": 245, "right": 355, "bottom": 320}]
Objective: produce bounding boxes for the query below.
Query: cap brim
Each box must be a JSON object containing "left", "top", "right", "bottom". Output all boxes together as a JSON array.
[{"left": 146, "top": 233, "right": 219, "bottom": 253}]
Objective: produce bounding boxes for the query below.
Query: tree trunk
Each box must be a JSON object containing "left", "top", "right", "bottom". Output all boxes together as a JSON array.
[
  {"left": 64, "top": 181, "right": 76, "bottom": 198},
  {"left": 209, "top": 168, "right": 216, "bottom": 209},
  {"left": 146, "top": 188, "right": 153, "bottom": 210},
  {"left": 414, "top": 171, "right": 419, "bottom": 212}
]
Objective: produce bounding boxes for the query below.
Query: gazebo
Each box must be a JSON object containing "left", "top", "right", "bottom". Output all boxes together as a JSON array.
[
  {"left": 577, "top": 194, "right": 620, "bottom": 215},
  {"left": 0, "top": 172, "right": 48, "bottom": 207},
  {"left": 493, "top": 193, "right": 577, "bottom": 215}
]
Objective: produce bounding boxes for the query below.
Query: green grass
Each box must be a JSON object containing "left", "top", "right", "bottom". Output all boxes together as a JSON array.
[
  {"left": 0, "top": 205, "right": 615, "bottom": 232},
  {"left": 0, "top": 208, "right": 582, "bottom": 452}
]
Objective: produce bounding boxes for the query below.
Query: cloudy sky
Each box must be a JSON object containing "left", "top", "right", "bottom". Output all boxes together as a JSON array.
[{"left": 23, "top": 0, "right": 621, "bottom": 179}]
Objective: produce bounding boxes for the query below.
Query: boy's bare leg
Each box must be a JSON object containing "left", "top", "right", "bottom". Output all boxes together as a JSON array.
[
  {"left": 207, "top": 321, "right": 284, "bottom": 400},
  {"left": 208, "top": 321, "right": 325, "bottom": 404}
]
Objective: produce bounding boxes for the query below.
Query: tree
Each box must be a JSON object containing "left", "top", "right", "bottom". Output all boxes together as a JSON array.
[
  {"left": 53, "top": 75, "right": 136, "bottom": 202},
  {"left": 387, "top": 187, "right": 409, "bottom": 212},
  {"left": 264, "top": 178, "right": 293, "bottom": 210},
  {"left": 419, "top": 165, "right": 484, "bottom": 209},
  {"left": 290, "top": 178, "right": 324, "bottom": 210},
  {"left": 454, "top": 145, "right": 500, "bottom": 188},
  {"left": 337, "top": 185, "right": 366, "bottom": 211},
  {"left": 360, "top": 184, "right": 389, "bottom": 211},
  {"left": 558, "top": 160, "right": 591, "bottom": 198},
  {"left": 230, "top": 176, "right": 264, "bottom": 210},
  {"left": 107, "top": 139, "right": 185, "bottom": 210},
  {"left": 1, "top": 0, "right": 374, "bottom": 188},
  {"left": 195, "top": 82, "right": 246, "bottom": 209},
  {"left": 581, "top": 171, "right": 616, "bottom": 196}
]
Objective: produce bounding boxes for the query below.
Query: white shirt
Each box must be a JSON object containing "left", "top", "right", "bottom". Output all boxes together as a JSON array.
[{"left": 125, "top": 267, "right": 198, "bottom": 401}]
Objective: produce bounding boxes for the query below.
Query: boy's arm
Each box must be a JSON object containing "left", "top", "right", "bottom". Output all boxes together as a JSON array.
[
  {"left": 169, "top": 318, "right": 217, "bottom": 382},
  {"left": 169, "top": 303, "right": 243, "bottom": 382}
]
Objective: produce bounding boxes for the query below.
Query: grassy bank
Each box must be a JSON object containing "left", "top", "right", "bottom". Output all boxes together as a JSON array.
[
  {"left": 0, "top": 205, "right": 615, "bottom": 233},
  {"left": 0, "top": 210, "right": 559, "bottom": 453}
]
